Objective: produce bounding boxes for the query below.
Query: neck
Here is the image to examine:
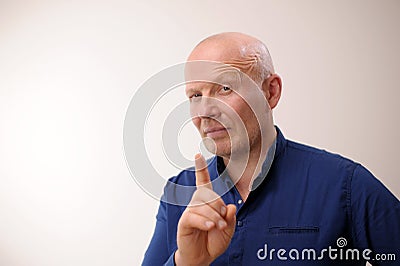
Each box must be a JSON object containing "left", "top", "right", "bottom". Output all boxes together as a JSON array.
[{"left": 223, "top": 126, "right": 277, "bottom": 201}]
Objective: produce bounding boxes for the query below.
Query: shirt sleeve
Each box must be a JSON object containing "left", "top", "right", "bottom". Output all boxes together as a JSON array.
[
  {"left": 350, "top": 164, "right": 400, "bottom": 265},
  {"left": 142, "top": 200, "right": 176, "bottom": 266}
]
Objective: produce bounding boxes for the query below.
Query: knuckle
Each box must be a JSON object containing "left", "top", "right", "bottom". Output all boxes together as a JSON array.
[{"left": 196, "top": 186, "right": 210, "bottom": 193}]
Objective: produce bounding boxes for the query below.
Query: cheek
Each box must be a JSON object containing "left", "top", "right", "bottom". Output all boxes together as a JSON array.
[
  {"left": 228, "top": 99, "right": 255, "bottom": 126},
  {"left": 232, "top": 105, "right": 260, "bottom": 140},
  {"left": 191, "top": 117, "right": 201, "bottom": 131}
]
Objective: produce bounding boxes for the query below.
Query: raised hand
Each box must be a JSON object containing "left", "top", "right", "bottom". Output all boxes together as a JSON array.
[{"left": 175, "top": 154, "right": 237, "bottom": 265}]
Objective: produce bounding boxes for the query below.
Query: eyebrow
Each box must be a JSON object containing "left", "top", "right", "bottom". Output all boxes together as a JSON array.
[
  {"left": 185, "top": 84, "right": 207, "bottom": 97},
  {"left": 184, "top": 69, "right": 242, "bottom": 96},
  {"left": 185, "top": 87, "right": 197, "bottom": 96}
]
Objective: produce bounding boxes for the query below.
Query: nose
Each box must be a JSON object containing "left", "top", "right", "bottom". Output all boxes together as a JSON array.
[{"left": 191, "top": 96, "right": 221, "bottom": 119}]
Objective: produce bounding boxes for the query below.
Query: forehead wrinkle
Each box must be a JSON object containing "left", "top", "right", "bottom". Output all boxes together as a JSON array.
[
  {"left": 185, "top": 80, "right": 221, "bottom": 94},
  {"left": 184, "top": 61, "right": 238, "bottom": 79},
  {"left": 226, "top": 44, "right": 261, "bottom": 74},
  {"left": 213, "top": 65, "right": 241, "bottom": 78},
  {"left": 224, "top": 54, "right": 259, "bottom": 79},
  {"left": 189, "top": 32, "right": 275, "bottom": 80}
]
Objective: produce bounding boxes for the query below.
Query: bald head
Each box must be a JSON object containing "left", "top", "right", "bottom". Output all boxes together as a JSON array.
[{"left": 188, "top": 32, "right": 275, "bottom": 83}]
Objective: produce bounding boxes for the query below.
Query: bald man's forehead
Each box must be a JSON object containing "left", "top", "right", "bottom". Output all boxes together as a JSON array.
[
  {"left": 184, "top": 61, "right": 242, "bottom": 84},
  {"left": 188, "top": 40, "right": 241, "bottom": 62},
  {"left": 188, "top": 37, "right": 264, "bottom": 80},
  {"left": 193, "top": 32, "right": 261, "bottom": 51}
]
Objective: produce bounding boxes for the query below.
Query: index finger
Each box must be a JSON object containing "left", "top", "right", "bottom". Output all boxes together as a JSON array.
[{"left": 195, "top": 153, "right": 213, "bottom": 190}]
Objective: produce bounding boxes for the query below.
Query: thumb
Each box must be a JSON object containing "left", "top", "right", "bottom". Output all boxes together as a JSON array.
[{"left": 225, "top": 204, "right": 237, "bottom": 236}]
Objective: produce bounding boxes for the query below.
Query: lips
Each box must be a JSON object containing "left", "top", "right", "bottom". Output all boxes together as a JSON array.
[{"left": 203, "top": 126, "right": 228, "bottom": 138}]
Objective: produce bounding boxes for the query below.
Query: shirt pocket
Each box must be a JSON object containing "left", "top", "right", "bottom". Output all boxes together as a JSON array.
[
  {"left": 268, "top": 226, "right": 320, "bottom": 235},
  {"left": 243, "top": 225, "right": 322, "bottom": 264},
  {"left": 265, "top": 226, "right": 321, "bottom": 248}
]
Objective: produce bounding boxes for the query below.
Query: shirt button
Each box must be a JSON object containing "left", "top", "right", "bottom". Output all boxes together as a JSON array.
[
  {"left": 237, "top": 220, "right": 243, "bottom": 227},
  {"left": 233, "top": 253, "right": 241, "bottom": 259},
  {"left": 237, "top": 199, "right": 243, "bottom": 204}
]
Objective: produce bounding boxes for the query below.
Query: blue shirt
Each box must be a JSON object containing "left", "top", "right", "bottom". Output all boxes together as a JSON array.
[{"left": 142, "top": 127, "right": 400, "bottom": 265}]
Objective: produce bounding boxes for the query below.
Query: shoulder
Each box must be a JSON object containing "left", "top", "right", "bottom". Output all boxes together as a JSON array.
[
  {"left": 282, "top": 139, "right": 359, "bottom": 176},
  {"left": 283, "top": 138, "right": 398, "bottom": 201},
  {"left": 351, "top": 163, "right": 399, "bottom": 205}
]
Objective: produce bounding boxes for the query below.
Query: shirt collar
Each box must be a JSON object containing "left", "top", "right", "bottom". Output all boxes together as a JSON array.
[{"left": 215, "top": 126, "right": 287, "bottom": 191}]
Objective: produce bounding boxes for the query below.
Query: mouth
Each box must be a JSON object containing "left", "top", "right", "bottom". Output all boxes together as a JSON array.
[{"left": 203, "top": 126, "right": 229, "bottom": 138}]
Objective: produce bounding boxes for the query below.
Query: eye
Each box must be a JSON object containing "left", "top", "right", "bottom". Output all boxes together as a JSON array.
[
  {"left": 220, "top": 85, "right": 232, "bottom": 94},
  {"left": 188, "top": 92, "right": 202, "bottom": 99},
  {"left": 189, "top": 92, "right": 202, "bottom": 102}
]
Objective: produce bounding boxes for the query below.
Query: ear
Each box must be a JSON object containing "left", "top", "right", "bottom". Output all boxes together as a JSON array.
[{"left": 261, "top": 74, "right": 282, "bottom": 109}]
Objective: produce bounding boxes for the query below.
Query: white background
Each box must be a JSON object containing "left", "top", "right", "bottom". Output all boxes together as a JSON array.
[{"left": 0, "top": 1, "right": 399, "bottom": 265}]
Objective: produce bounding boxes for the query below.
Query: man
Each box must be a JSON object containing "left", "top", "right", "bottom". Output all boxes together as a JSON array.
[{"left": 142, "top": 32, "right": 400, "bottom": 265}]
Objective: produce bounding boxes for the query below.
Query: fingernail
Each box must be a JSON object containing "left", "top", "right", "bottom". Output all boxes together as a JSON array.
[
  {"left": 218, "top": 220, "right": 227, "bottom": 229},
  {"left": 205, "top": 221, "right": 214, "bottom": 228},
  {"left": 221, "top": 206, "right": 226, "bottom": 216}
]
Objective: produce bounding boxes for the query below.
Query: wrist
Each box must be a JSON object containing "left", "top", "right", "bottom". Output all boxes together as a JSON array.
[{"left": 174, "top": 250, "right": 209, "bottom": 266}]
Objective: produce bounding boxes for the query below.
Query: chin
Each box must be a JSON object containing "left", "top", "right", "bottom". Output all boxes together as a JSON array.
[
  {"left": 203, "top": 140, "right": 230, "bottom": 157},
  {"left": 214, "top": 144, "right": 233, "bottom": 158}
]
